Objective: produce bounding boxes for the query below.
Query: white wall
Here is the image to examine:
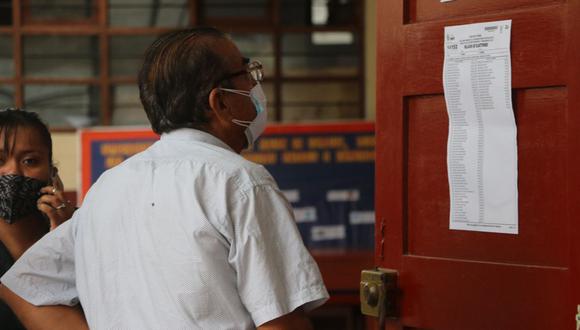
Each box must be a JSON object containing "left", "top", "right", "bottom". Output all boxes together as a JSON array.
[{"left": 52, "top": 132, "right": 79, "bottom": 193}]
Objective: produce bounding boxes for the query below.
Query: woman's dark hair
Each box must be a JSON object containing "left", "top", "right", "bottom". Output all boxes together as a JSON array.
[
  {"left": 138, "top": 27, "right": 232, "bottom": 134},
  {"left": 0, "top": 108, "right": 53, "bottom": 164}
]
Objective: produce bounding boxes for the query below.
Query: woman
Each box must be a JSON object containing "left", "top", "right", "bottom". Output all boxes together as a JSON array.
[{"left": 0, "top": 108, "right": 75, "bottom": 329}]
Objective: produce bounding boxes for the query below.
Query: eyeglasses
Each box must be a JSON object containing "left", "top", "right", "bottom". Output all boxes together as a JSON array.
[{"left": 217, "top": 59, "right": 264, "bottom": 85}]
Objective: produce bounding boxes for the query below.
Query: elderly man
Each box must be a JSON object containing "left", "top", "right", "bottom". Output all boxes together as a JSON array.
[{"left": 0, "top": 27, "right": 328, "bottom": 329}]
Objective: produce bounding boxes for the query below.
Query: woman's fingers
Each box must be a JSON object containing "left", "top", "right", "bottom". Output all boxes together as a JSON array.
[
  {"left": 37, "top": 186, "right": 74, "bottom": 230},
  {"left": 40, "top": 185, "right": 64, "bottom": 199}
]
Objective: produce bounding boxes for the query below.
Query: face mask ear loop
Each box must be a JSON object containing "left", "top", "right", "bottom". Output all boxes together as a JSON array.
[
  {"left": 232, "top": 119, "right": 252, "bottom": 127},
  {"left": 220, "top": 88, "right": 251, "bottom": 97}
]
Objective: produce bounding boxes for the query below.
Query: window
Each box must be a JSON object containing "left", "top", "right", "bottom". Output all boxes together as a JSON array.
[
  {"left": 111, "top": 84, "right": 149, "bottom": 125},
  {"left": 23, "top": 0, "right": 97, "bottom": 24},
  {"left": 109, "top": 0, "right": 189, "bottom": 27},
  {"left": 281, "top": 32, "right": 359, "bottom": 77},
  {"left": 24, "top": 35, "right": 99, "bottom": 78},
  {"left": 0, "top": 0, "right": 12, "bottom": 26},
  {"left": 0, "top": 35, "right": 12, "bottom": 77},
  {"left": 205, "top": 0, "right": 364, "bottom": 122},
  {"left": 0, "top": 0, "right": 364, "bottom": 128},
  {"left": 0, "top": 85, "right": 13, "bottom": 106},
  {"left": 110, "top": 35, "right": 158, "bottom": 77},
  {"left": 202, "top": 0, "right": 271, "bottom": 21},
  {"left": 24, "top": 84, "right": 100, "bottom": 127}
]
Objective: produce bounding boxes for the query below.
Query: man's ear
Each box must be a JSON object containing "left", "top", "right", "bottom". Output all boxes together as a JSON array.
[{"left": 208, "top": 87, "right": 230, "bottom": 124}]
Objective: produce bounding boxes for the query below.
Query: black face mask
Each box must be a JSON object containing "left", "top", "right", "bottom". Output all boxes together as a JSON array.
[{"left": 0, "top": 174, "right": 46, "bottom": 224}]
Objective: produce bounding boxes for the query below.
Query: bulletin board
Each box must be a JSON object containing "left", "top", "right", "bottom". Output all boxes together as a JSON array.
[{"left": 79, "top": 122, "right": 375, "bottom": 249}]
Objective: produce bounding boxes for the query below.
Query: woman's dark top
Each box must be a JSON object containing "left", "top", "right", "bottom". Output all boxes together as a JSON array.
[{"left": 0, "top": 240, "right": 25, "bottom": 330}]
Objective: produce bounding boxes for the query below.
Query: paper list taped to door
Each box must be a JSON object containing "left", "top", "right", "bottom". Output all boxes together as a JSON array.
[{"left": 443, "top": 20, "right": 518, "bottom": 234}]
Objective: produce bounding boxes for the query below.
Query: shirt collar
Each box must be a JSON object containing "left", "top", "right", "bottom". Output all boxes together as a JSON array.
[{"left": 160, "top": 128, "right": 234, "bottom": 152}]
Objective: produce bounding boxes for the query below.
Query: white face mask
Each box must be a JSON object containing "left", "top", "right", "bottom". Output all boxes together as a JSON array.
[{"left": 220, "top": 83, "right": 268, "bottom": 148}]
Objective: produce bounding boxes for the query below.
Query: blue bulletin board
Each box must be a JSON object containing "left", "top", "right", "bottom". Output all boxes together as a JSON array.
[{"left": 80, "top": 122, "right": 375, "bottom": 250}]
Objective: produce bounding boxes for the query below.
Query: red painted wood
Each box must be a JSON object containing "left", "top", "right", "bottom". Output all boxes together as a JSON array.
[
  {"left": 264, "top": 121, "right": 374, "bottom": 135},
  {"left": 376, "top": 1, "right": 580, "bottom": 329},
  {"left": 567, "top": 0, "right": 580, "bottom": 316},
  {"left": 402, "top": 5, "right": 566, "bottom": 95},
  {"left": 406, "top": 88, "right": 568, "bottom": 267},
  {"left": 404, "top": 0, "right": 563, "bottom": 24}
]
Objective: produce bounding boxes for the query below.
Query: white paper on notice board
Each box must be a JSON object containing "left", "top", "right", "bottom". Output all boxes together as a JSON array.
[
  {"left": 294, "top": 206, "right": 318, "bottom": 223},
  {"left": 443, "top": 20, "right": 519, "bottom": 234}
]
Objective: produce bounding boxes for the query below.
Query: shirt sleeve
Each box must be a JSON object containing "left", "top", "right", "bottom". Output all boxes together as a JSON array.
[
  {"left": 228, "top": 183, "right": 329, "bottom": 326},
  {"left": 0, "top": 212, "right": 79, "bottom": 306}
]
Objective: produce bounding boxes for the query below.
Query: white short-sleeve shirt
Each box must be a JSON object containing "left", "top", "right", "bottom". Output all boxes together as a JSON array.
[{"left": 1, "top": 128, "right": 329, "bottom": 329}]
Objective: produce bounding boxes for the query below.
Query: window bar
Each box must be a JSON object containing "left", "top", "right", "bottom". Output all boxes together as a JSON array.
[
  {"left": 12, "top": 0, "right": 23, "bottom": 108},
  {"left": 272, "top": 0, "right": 282, "bottom": 122},
  {"left": 98, "top": 0, "right": 111, "bottom": 125},
  {"left": 189, "top": 0, "right": 198, "bottom": 26},
  {"left": 357, "top": 0, "right": 365, "bottom": 119}
]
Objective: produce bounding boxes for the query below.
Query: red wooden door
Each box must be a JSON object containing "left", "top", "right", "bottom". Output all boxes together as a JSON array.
[{"left": 375, "top": 1, "right": 580, "bottom": 329}]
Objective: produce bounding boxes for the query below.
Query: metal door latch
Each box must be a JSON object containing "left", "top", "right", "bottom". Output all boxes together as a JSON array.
[{"left": 360, "top": 268, "right": 398, "bottom": 320}]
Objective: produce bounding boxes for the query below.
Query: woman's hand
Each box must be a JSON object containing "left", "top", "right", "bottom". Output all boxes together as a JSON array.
[{"left": 37, "top": 173, "right": 75, "bottom": 230}]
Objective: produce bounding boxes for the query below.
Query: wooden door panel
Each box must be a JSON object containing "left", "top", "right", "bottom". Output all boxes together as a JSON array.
[
  {"left": 400, "top": 256, "right": 568, "bottom": 329},
  {"left": 376, "top": 0, "right": 579, "bottom": 328},
  {"left": 403, "top": 5, "right": 566, "bottom": 95},
  {"left": 405, "top": 87, "right": 568, "bottom": 268},
  {"left": 404, "top": 0, "right": 564, "bottom": 23}
]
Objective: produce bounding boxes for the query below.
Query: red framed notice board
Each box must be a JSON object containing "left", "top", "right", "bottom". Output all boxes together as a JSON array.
[{"left": 79, "top": 122, "right": 375, "bottom": 249}]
